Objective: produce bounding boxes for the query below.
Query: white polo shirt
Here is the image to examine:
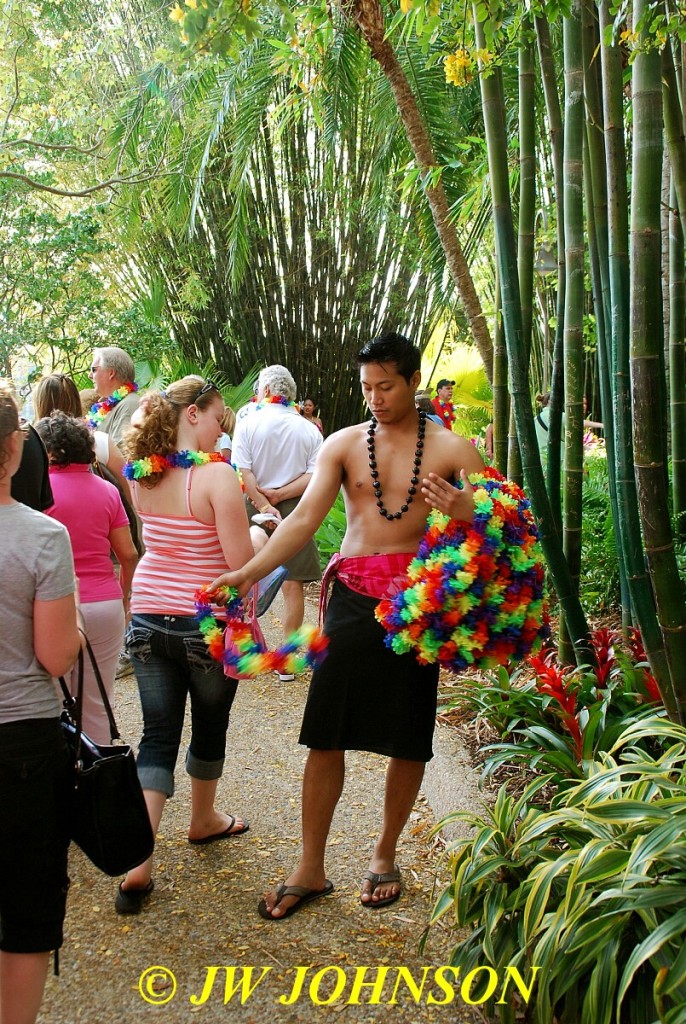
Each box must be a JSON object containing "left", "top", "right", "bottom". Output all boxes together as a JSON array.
[{"left": 232, "top": 403, "right": 322, "bottom": 488}]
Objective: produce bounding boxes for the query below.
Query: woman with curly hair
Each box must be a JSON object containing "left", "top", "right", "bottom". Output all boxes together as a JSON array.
[
  {"left": 115, "top": 376, "right": 268, "bottom": 916},
  {"left": 34, "top": 413, "right": 138, "bottom": 744},
  {"left": 0, "top": 385, "right": 81, "bottom": 1024}
]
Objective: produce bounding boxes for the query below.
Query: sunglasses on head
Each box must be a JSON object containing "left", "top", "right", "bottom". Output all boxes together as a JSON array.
[{"left": 193, "top": 380, "right": 219, "bottom": 402}]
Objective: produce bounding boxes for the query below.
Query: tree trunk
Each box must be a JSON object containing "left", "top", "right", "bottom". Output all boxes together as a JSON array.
[
  {"left": 347, "top": 0, "right": 493, "bottom": 381},
  {"left": 662, "top": 42, "right": 686, "bottom": 241},
  {"left": 492, "top": 274, "right": 509, "bottom": 474},
  {"left": 559, "top": 2, "right": 585, "bottom": 664},
  {"left": 598, "top": 0, "right": 673, "bottom": 709},
  {"left": 670, "top": 180, "right": 686, "bottom": 539},
  {"left": 581, "top": 0, "right": 631, "bottom": 626},
  {"left": 631, "top": 0, "right": 686, "bottom": 723},
  {"left": 535, "top": 13, "right": 565, "bottom": 530},
  {"left": 473, "top": 5, "right": 594, "bottom": 666}
]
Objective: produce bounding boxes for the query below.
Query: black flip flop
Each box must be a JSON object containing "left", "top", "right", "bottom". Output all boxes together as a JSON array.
[
  {"left": 115, "top": 880, "right": 154, "bottom": 915},
  {"left": 188, "top": 815, "right": 250, "bottom": 845}
]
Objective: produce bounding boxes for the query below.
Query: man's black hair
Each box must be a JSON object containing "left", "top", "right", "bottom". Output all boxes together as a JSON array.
[{"left": 356, "top": 331, "right": 421, "bottom": 383}]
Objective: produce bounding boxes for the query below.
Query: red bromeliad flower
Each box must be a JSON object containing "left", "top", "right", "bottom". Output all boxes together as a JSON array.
[
  {"left": 591, "top": 627, "right": 618, "bottom": 687},
  {"left": 642, "top": 670, "right": 661, "bottom": 704},
  {"left": 621, "top": 629, "right": 662, "bottom": 703},
  {"left": 530, "top": 654, "right": 583, "bottom": 758},
  {"left": 627, "top": 627, "right": 647, "bottom": 663}
]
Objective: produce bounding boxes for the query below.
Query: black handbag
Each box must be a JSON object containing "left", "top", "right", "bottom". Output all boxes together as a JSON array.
[{"left": 59, "top": 639, "right": 154, "bottom": 877}]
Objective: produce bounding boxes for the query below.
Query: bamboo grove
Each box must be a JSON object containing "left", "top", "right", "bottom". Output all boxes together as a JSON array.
[
  {"left": 481, "top": 0, "right": 686, "bottom": 722},
  {"left": 2, "top": 1, "right": 686, "bottom": 718},
  {"left": 174, "top": 0, "right": 686, "bottom": 720},
  {"left": 466, "top": 0, "right": 686, "bottom": 724}
]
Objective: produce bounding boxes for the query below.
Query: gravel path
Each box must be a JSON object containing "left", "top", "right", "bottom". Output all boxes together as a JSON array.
[{"left": 39, "top": 593, "right": 486, "bottom": 1024}]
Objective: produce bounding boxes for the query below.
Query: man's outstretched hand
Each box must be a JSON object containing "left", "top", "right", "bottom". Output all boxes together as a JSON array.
[
  {"left": 207, "top": 570, "right": 252, "bottom": 603},
  {"left": 421, "top": 469, "right": 475, "bottom": 523}
]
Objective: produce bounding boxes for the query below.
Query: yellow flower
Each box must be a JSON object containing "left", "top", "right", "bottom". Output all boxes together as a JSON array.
[
  {"left": 445, "top": 48, "right": 473, "bottom": 87},
  {"left": 169, "top": 4, "right": 185, "bottom": 22},
  {"left": 400, "top": 0, "right": 415, "bottom": 14},
  {"left": 185, "top": 0, "right": 197, "bottom": 8}
]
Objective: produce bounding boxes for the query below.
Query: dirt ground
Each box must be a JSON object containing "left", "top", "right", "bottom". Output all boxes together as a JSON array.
[{"left": 38, "top": 594, "right": 493, "bottom": 1024}]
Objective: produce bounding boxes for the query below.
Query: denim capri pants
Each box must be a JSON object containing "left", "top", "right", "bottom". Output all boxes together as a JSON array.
[{"left": 126, "top": 614, "right": 239, "bottom": 797}]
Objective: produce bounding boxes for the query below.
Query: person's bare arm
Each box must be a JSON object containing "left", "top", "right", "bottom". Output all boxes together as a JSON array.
[
  {"left": 239, "top": 467, "right": 281, "bottom": 519},
  {"left": 261, "top": 472, "right": 313, "bottom": 505},
  {"left": 420, "top": 436, "right": 486, "bottom": 522},
  {"left": 109, "top": 525, "right": 138, "bottom": 616},
  {"left": 209, "top": 464, "right": 258, "bottom": 570},
  {"left": 210, "top": 436, "right": 346, "bottom": 597},
  {"left": 34, "top": 593, "right": 81, "bottom": 677}
]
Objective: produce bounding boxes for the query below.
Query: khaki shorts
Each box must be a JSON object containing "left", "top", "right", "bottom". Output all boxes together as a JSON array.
[{"left": 245, "top": 495, "right": 321, "bottom": 581}]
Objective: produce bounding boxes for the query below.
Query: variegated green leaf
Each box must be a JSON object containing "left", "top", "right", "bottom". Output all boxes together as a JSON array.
[
  {"left": 616, "top": 910, "right": 686, "bottom": 1011},
  {"left": 582, "top": 938, "right": 620, "bottom": 1024},
  {"left": 523, "top": 851, "right": 577, "bottom": 943}
]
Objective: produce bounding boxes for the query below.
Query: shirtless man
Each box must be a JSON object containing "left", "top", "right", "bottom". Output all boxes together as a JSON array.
[{"left": 211, "top": 332, "right": 484, "bottom": 919}]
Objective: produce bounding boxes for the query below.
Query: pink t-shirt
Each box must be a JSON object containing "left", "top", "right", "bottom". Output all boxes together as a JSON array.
[{"left": 46, "top": 464, "right": 129, "bottom": 604}]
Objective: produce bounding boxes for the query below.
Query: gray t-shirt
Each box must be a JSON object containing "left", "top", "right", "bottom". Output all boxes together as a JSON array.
[
  {"left": 0, "top": 502, "right": 75, "bottom": 724},
  {"left": 99, "top": 390, "right": 142, "bottom": 449}
]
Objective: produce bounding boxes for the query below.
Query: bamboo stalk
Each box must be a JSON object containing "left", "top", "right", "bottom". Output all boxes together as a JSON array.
[
  {"left": 559, "top": 1, "right": 586, "bottom": 664},
  {"left": 473, "top": 5, "right": 594, "bottom": 665},
  {"left": 581, "top": 0, "right": 630, "bottom": 625},
  {"left": 535, "top": 13, "right": 565, "bottom": 529},
  {"left": 670, "top": 180, "right": 686, "bottom": 538},
  {"left": 631, "top": 0, "right": 686, "bottom": 723},
  {"left": 597, "top": 0, "right": 674, "bottom": 711}
]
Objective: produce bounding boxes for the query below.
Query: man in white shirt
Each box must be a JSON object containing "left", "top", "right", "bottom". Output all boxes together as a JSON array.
[{"left": 232, "top": 365, "right": 322, "bottom": 675}]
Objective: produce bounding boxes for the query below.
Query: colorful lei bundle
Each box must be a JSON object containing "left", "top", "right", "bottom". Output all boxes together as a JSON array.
[
  {"left": 123, "top": 449, "right": 230, "bottom": 480},
  {"left": 194, "top": 586, "right": 329, "bottom": 678},
  {"left": 374, "top": 468, "right": 549, "bottom": 672},
  {"left": 255, "top": 395, "right": 300, "bottom": 412},
  {"left": 87, "top": 381, "right": 138, "bottom": 429}
]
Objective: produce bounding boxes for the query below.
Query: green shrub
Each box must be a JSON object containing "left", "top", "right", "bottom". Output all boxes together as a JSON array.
[
  {"left": 428, "top": 718, "right": 686, "bottom": 1023},
  {"left": 315, "top": 491, "right": 346, "bottom": 569},
  {"left": 580, "top": 453, "right": 621, "bottom": 612},
  {"left": 444, "top": 629, "right": 663, "bottom": 785}
]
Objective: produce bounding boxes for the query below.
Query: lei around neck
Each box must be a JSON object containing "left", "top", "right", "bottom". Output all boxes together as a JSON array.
[
  {"left": 87, "top": 382, "right": 138, "bottom": 429},
  {"left": 254, "top": 395, "right": 300, "bottom": 412},
  {"left": 123, "top": 449, "right": 227, "bottom": 480}
]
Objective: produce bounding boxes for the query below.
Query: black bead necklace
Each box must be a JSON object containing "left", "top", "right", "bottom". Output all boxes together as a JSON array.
[{"left": 367, "top": 410, "right": 426, "bottom": 520}]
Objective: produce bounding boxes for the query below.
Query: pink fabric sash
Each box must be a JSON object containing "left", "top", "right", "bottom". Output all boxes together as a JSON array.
[{"left": 319, "top": 552, "right": 414, "bottom": 624}]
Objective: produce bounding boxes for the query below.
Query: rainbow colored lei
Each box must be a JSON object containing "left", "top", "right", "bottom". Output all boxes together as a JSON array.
[
  {"left": 255, "top": 395, "right": 300, "bottom": 412},
  {"left": 194, "top": 586, "right": 329, "bottom": 677},
  {"left": 123, "top": 449, "right": 230, "bottom": 480},
  {"left": 374, "top": 468, "right": 549, "bottom": 672},
  {"left": 87, "top": 382, "right": 138, "bottom": 429}
]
